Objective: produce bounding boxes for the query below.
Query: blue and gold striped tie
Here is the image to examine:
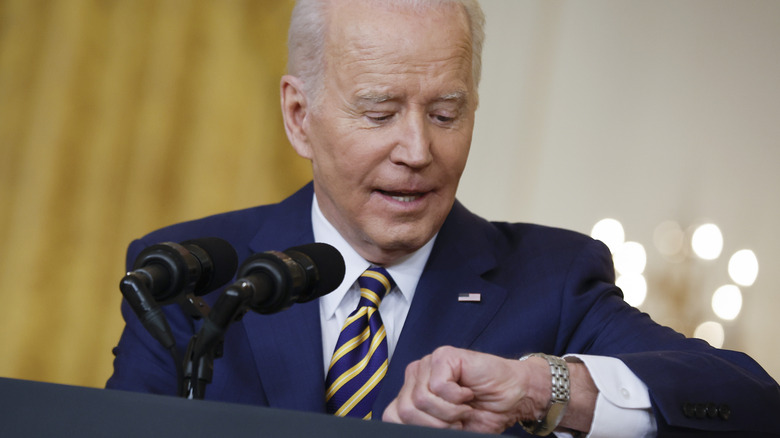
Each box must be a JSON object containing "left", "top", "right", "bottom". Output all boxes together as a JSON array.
[{"left": 325, "top": 267, "right": 394, "bottom": 419}]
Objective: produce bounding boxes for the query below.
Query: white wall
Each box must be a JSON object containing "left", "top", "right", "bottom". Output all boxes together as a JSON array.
[{"left": 461, "top": 0, "right": 780, "bottom": 379}]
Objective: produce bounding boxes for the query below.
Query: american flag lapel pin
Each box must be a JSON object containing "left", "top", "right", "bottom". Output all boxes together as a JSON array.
[{"left": 458, "top": 292, "right": 481, "bottom": 302}]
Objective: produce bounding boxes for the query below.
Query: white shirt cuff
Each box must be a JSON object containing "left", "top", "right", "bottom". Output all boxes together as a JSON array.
[{"left": 562, "top": 354, "right": 657, "bottom": 438}]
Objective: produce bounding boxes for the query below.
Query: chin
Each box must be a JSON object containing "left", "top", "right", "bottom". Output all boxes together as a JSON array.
[{"left": 370, "top": 230, "right": 433, "bottom": 259}]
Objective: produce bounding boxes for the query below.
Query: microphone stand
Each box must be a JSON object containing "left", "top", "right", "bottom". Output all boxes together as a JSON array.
[
  {"left": 181, "top": 283, "right": 253, "bottom": 399},
  {"left": 174, "top": 294, "right": 212, "bottom": 398},
  {"left": 181, "top": 335, "right": 221, "bottom": 399}
]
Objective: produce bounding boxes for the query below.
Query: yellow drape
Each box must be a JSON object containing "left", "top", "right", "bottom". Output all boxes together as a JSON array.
[{"left": 0, "top": 0, "right": 309, "bottom": 387}]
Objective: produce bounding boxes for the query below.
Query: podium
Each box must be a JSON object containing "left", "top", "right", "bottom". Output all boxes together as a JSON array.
[{"left": 0, "top": 377, "right": 494, "bottom": 437}]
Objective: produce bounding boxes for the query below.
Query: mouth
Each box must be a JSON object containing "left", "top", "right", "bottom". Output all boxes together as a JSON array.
[{"left": 377, "top": 190, "right": 427, "bottom": 203}]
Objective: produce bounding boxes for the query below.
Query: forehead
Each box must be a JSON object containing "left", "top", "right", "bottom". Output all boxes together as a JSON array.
[{"left": 323, "top": 0, "right": 474, "bottom": 99}]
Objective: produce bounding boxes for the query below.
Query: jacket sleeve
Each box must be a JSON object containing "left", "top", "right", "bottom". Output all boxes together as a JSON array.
[{"left": 558, "top": 239, "right": 780, "bottom": 437}]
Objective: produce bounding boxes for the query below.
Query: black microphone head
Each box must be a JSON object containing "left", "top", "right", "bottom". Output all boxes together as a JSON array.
[
  {"left": 181, "top": 237, "right": 238, "bottom": 296},
  {"left": 285, "top": 242, "right": 345, "bottom": 303},
  {"left": 132, "top": 242, "right": 191, "bottom": 300}
]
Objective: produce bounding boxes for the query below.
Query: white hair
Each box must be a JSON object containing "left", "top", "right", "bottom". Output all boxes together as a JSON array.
[{"left": 287, "top": 0, "right": 486, "bottom": 102}]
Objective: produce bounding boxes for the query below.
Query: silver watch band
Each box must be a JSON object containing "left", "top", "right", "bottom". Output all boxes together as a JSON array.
[{"left": 519, "top": 353, "right": 570, "bottom": 436}]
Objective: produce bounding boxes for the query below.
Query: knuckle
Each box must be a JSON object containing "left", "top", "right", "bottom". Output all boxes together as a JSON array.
[
  {"left": 410, "top": 387, "right": 431, "bottom": 408},
  {"left": 404, "top": 360, "right": 420, "bottom": 377},
  {"left": 433, "top": 345, "right": 456, "bottom": 357},
  {"left": 396, "top": 401, "right": 418, "bottom": 422}
]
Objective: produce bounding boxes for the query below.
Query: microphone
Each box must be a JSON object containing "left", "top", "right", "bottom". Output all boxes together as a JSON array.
[
  {"left": 119, "top": 237, "right": 238, "bottom": 348},
  {"left": 241, "top": 242, "right": 346, "bottom": 314},
  {"left": 129, "top": 237, "right": 239, "bottom": 303},
  {"left": 191, "top": 243, "right": 345, "bottom": 357}
]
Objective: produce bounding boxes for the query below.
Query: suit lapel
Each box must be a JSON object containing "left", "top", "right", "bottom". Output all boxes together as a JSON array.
[
  {"left": 241, "top": 302, "right": 326, "bottom": 411},
  {"left": 374, "top": 201, "right": 509, "bottom": 415},
  {"left": 239, "top": 184, "right": 329, "bottom": 412}
]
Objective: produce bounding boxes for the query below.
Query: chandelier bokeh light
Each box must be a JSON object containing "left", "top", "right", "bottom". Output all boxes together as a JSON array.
[{"left": 591, "top": 218, "right": 758, "bottom": 349}]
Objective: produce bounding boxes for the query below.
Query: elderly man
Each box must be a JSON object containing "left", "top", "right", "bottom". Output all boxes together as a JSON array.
[{"left": 107, "top": 0, "right": 780, "bottom": 436}]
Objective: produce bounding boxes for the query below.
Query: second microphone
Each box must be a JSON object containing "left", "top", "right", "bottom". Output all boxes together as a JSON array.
[{"left": 192, "top": 242, "right": 345, "bottom": 358}]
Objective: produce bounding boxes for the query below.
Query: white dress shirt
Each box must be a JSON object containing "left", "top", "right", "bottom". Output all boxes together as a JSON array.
[
  {"left": 312, "top": 194, "right": 435, "bottom": 371},
  {"left": 310, "top": 194, "right": 656, "bottom": 437}
]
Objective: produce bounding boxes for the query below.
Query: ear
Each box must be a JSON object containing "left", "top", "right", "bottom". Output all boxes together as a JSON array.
[{"left": 280, "top": 75, "right": 313, "bottom": 159}]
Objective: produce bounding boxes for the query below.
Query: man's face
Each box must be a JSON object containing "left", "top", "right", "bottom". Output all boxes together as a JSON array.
[{"left": 296, "top": 0, "right": 476, "bottom": 265}]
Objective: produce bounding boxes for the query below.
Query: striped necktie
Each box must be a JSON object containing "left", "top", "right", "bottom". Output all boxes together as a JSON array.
[{"left": 325, "top": 267, "right": 394, "bottom": 419}]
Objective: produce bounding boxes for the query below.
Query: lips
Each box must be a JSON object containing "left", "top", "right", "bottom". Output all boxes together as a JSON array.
[{"left": 377, "top": 189, "right": 426, "bottom": 202}]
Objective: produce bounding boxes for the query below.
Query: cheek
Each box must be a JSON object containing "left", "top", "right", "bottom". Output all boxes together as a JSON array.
[
  {"left": 310, "top": 135, "right": 380, "bottom": 193},
  {"left": 307, "top": 122, "right": 351, "bottom": 172},
  {"left": 326, "top": 131, "right": 389, "bottom": 172},
  {"left": 438, "top": 134, "right": 472, "bottom": 179}
]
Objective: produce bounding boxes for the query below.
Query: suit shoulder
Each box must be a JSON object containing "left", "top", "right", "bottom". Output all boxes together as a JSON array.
[
  {"left": 445, "top": 200, "right": 610, "bottom": 261},
  {"left": 135, "top": 203, "right": 275, "bottom": 246},
  {"left": 496, "top": 221, "right": 593, "bottom": 243},
  {"left": 132, "top": 183, "right": 314, "bottom": 247},
  {"left": 488, "top": 221, "right": 602, "bottom": 254}
]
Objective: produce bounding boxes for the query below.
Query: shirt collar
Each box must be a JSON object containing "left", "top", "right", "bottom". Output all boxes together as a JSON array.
[{"left": 311, "top": 193, "right": 436, "bottom": 320}]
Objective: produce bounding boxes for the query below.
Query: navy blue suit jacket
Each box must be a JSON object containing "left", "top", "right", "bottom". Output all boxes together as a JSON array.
[{"left": 107, "top": 183, "right": 780, "bottom": 436}]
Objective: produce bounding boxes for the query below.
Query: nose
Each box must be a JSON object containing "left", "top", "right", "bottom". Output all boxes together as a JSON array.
[{"left": 389, "top": 110, "right": 433, "bottom": 169}]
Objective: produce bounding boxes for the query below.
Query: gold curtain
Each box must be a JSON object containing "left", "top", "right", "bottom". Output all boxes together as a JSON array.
[{"left": 0, "top": 0, "right": 309, "bottom": 387}]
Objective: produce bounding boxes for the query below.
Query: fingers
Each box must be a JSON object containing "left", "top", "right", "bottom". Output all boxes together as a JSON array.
[
  {"left": 382, "top": 356, "right": 472, "bottom": 429},
  {"left": 383, "top": 346, "right": 539, "bottom": 435},
  {"left": 427, "top": 347, "right": 477, "bottom": 405},
  {"left": 460, "top": 408, "right": 520, "bottom": 434},
  {"left": 383, "top": 388, "right": 462, "bottom": 430},
  {"left": 381, "top": 398, "right": 403, "bottom": 423}
]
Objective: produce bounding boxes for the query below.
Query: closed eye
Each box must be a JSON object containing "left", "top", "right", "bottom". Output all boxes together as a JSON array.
[
  {"left": 430, "top": 112, "right": 458, "bottom": 126},
  {"left": 366, "top": 113, "right": 395, "bottom": 124}
]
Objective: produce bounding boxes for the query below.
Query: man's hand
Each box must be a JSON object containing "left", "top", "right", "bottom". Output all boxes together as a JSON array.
[{"left": 382, "top": 346, "right": 597, "bottom": 435}]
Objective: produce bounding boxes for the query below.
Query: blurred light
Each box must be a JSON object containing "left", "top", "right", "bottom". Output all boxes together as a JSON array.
[
  {"left": 613, "top": 241, "right": 647, "bottom": 275},
  {"left": 616, "top": 274, "right": 647, "bottom": 307},
  {"left": 693, "top": 321, "right": 725, "bottom": 348},
  {"left": 711, "top": 284, "right": 742, "bottom": 321},
  {"left": 691, "top": 223, "right": 723, "bottom": 260},
  {"left": 728, "top": 249, "right": 758, "bottom": 287},
  {"left": 591, "top": 218, "right": 625, "bottom": 255},
  {"left": 653, "top": 220, "right": 685, "bottom": 257}
]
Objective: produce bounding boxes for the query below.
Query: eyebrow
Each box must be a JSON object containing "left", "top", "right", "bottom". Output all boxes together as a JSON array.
[
  {"left": 437, "top": 90, "right": 468, "bottom": 102},
  {"left": 434, "top": 91, "right": 469, "bottom": 107},
  {"left": 355, "top": 90, "right": 469, "bottom": 105},
  {"left": 355, "top": 92, "right": 395, "bottom": 104}
]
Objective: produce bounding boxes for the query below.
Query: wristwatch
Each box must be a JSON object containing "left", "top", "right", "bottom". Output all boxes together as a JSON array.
[{"left": 518, "top": 353, "right": 570, "bottom": 436}]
